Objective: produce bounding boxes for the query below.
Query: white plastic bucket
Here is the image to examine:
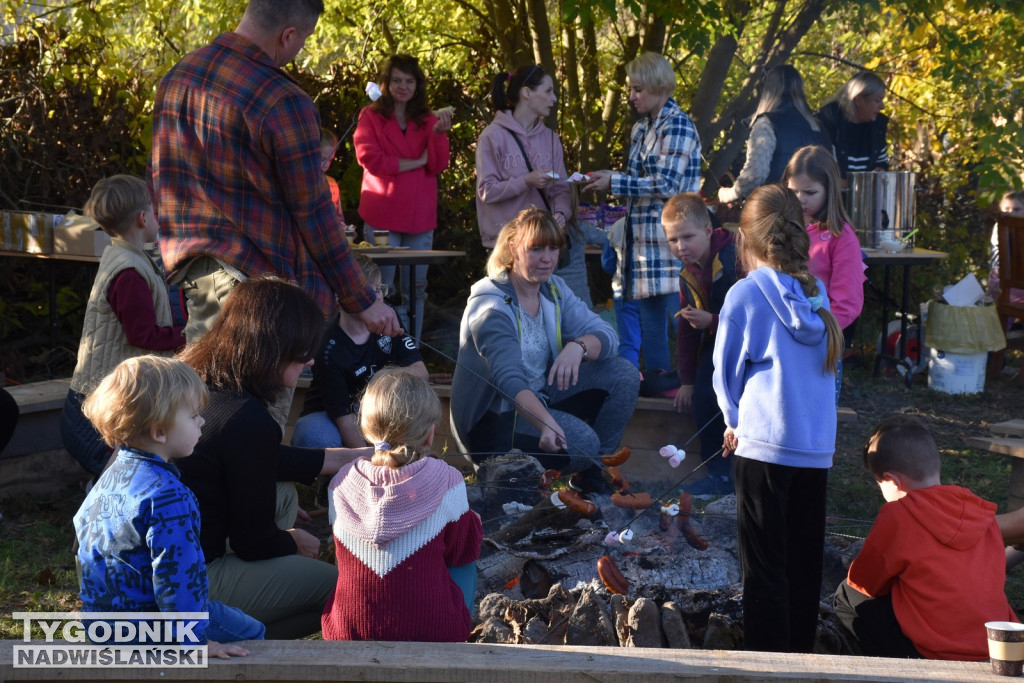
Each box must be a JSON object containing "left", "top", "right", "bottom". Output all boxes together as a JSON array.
[{"left": 926, "top": 348, "right": 987, "bottom": 394}]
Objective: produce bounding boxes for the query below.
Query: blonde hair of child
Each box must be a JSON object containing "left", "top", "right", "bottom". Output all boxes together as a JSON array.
[
  {"left": 781, "top": 145, "right": 851, "bottom": 237},
  {"left": 84, "top": 175, "right": 151, "bottom": 237},
  {"left": 486, "top": 208, "right": 564, "bottom": 278},
  {"left": 360, "top": 369, "right": 441, "bottom": 468},
  {"left": 82, "top": 356, "right": 208, "bottom": 449},
  {"left": 353, "top": 251, "right": 381, "bottom": 284},
  {"left": 738, "top": 184, "right": 844, "bottom": 374},
  {"left": 661, "top": 192, "right": 710, "bottom": 228}
]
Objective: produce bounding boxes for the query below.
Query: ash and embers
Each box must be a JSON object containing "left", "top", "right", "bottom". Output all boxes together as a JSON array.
[{"left": 466, "top": 452, "right": 857, "bottom": 652}]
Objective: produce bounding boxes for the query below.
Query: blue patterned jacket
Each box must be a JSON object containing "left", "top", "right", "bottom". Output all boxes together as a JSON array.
[
  {"left": 75, "top": 447, "right": 209, "bottom": 641},
  {"left": 610, "top": 98, "right": 702, "bottom": 300}
]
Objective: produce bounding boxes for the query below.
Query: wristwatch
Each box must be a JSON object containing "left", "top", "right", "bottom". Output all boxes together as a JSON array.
[{"left": 569, "top": 338, "right": 589, "bottom": 361}]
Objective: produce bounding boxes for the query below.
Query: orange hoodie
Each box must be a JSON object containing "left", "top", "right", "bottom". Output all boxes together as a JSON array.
[{"left": 848, "top": 484, "right": 1018, "bottom": 660}]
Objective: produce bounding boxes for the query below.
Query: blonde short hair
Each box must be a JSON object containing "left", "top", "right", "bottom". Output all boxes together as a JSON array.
[
  {"left": 486, "top": 208, "right": 564, "bottom": 278},
  {"left": 662, "top": 193, "right": 710, "bottom": 228},
  {"left": 360, "top": 369, "right": 440, "bottom": 468},
  {"left": 626, "top": 52, "right": 676, "bottom": 96},
  {"left": 84, "top": 175, "right": 151, "bottom": 236},
  {"left": 82, "top": 356, "right": 208, "bottom": 449}
]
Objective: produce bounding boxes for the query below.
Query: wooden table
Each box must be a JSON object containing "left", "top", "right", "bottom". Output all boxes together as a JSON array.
[
  {"left": 0, "top": 247, "right": 467, "bottom": 350},
  {"left": 862, "top": 247, "right": 949, "bottom": 385}
]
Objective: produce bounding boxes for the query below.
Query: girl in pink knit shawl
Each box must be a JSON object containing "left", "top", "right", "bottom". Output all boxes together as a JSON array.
[{"left": 321, "top": 369, "right": 482, "bottom": 641}]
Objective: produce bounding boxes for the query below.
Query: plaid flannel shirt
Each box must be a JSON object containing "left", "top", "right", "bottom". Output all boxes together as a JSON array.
[
  {"left": 148, "top": 32, "right": 373, "bottom": 317},
  {"left": 610, "top": 98, "right": 702, "bottom": 300}
]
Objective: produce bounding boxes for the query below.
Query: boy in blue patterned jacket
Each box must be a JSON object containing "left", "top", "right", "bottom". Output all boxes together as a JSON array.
[{"left": 74, "top": 356, "right": 263, "bottom": 658}]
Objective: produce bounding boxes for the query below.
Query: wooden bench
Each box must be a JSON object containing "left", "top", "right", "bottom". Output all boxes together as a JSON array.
[
  {"left": 965, "top": 420, "right": 1024, "bottom": 511},
  {"left": 1, "top": 378, "right": 83, "bottom": 498},
  {"left": 0, "top": 639, "right": 998, "bottom": 681}
]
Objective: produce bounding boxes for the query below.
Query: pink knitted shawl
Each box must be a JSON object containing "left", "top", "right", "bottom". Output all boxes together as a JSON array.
[{"left": 329, "top": 457, "right": 469, "bottom": 577}]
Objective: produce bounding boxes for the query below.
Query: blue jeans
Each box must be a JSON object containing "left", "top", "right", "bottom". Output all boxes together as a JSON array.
[
  {"left": 614, "top": 298, "right": 641, "bottom": 368},
  {"left": 292, "top": 411, "right": 343, "bottom": 448},
  {"left": 637, "top": 292, "right": 676, "bottom": 371},
  {"left": 465, "top": 356, "right": 640, "bottom": 471},
  {"left": 447, "top": 563, "right": 477, "bottom": 615},
  {"left": 207, "top": 600, "right": 266, "bottom": 642}
]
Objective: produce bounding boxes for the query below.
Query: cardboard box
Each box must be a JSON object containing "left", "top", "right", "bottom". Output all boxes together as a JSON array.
[
  {"left": 1, "top": 211, "right": 57, "bottom": 254},
  {"left": 53, "top": 212, "right": 111, "bottom": 257}
]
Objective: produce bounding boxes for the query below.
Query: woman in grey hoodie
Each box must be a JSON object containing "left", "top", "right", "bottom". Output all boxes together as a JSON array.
[{"left": 451, "top": 209, "right": 639, "bottom": 487}]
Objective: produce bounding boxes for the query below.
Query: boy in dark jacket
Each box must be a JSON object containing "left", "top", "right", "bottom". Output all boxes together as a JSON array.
[{"left": 662, "top": 193, "right": 739, "bottom": 496}]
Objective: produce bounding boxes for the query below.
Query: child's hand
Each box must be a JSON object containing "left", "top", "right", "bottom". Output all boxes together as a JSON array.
[
  {"left": 295, "top": 507, "right": 311, "bottom": 525},
  {"left": 674, "top": 384, "right": 694, "bottom": 412},
  {"left": 207, "top": 641, "right": 251, "bottom": 659},
  {"left": 722, "top": 428, "right": 738, "bottom": 456},
  {"left": 677, "top": 306, "right": 712, "bottom": 330}
]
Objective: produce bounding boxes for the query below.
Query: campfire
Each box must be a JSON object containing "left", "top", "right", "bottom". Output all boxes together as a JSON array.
[{"left": 466, "top": 452, "right": 856, "bottom": 652}]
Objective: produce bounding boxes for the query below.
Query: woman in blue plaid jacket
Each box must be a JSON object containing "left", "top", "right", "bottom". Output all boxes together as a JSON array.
[{"left": 584, "top": 52, "right": 702, "bottom": 372}]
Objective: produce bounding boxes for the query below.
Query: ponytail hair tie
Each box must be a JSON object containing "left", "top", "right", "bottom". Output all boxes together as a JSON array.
[
  {"left": 807, "top": 295, "right": 824, "bottom": 312},
  {"left": 507, "top": 72, "right": 514, "bottom": 81},
  {"left": 374, "top": 441, "right": 391, "bottom": 452}
]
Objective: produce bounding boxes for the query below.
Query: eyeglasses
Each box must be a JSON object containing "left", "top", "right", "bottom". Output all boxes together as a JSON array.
[{"left": 374, "top": 284, "right": 390, "bottom": 297}]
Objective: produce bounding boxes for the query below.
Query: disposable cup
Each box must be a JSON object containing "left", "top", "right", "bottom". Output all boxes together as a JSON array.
[{"left": 986, "top": 621, "right": 1024, "bottom": 676}]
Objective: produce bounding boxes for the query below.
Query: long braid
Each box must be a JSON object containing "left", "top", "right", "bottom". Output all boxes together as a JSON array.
[{"left": 741, "top": 185, "right": 844, "bottom": 374}]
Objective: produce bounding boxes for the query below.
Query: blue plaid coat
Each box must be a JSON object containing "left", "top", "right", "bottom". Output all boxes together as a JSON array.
[{"left": 610, "top": 99, "right": 702, "bottom": 300}]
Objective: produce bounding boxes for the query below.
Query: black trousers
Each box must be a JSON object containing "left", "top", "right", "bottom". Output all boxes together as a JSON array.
[
  {"left": 735, "top": 456, "right": 828, "bottom": 653},
  {"left": 833, "top": 579, "right": 922, "bottom": 658}
]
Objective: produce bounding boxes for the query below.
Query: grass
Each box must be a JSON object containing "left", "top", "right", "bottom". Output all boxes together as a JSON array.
[{"left": 2, "top": 351, "right": 1023, "bottom": 639}]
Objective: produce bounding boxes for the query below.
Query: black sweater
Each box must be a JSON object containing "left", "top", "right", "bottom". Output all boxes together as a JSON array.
[{"left": 178, "top": 389, "right": 324, "bottom": 562}]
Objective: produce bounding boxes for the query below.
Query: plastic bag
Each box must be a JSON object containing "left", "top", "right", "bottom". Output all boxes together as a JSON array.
[{"left": 924, "top": 301, "right": 1006, "bottom": 354}]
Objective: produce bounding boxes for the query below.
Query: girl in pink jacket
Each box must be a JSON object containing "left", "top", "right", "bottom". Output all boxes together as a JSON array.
[
  {"left": 475, "top": 64, "right": 571, "bottom": 248},
  {"left": 783, "top": 145, "right": 866, "bottom": 333},
  {"left": 354, "top": 55, "right": 451, "bottom": 338}
]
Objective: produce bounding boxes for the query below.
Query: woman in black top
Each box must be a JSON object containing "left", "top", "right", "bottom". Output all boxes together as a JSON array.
[{"left": 178, "top": 275, "right": 370, "bottom": 639}]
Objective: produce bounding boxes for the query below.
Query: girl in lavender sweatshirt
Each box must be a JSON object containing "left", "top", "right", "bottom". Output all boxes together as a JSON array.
[
  {"left": 322, "top": 369, "right": 482, "bottom": 642},
  {"left": 713, "top": 184, "right": 843, "bottom": 654}
]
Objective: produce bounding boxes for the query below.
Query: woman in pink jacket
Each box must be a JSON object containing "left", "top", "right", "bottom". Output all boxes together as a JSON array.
[
  {"left": 354, "top": 54, "right": 451, "bottom": 339},
  {"left": 475, "top": 64, "right": 571, "bottom": 249}
]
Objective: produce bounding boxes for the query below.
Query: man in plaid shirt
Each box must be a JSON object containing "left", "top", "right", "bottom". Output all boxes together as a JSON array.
[
  {"left": 149, "top": 0, "right": 400, "bottom": 341},
  {"left": 584, "top": 52, "right": 702, "bottom": 373}
]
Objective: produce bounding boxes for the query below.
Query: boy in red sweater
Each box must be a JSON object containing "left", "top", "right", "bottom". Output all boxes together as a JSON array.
[{"left": 834, "top": 415, "right": 1018, "bottom": 659}]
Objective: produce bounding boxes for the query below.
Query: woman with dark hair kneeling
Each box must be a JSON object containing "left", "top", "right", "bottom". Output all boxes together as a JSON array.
[
  {"left": 178, "top": 276, "right": 371, "bottom": 639},
  {"left": 451, "top": 209, "right": 639, "bottom": 489}
]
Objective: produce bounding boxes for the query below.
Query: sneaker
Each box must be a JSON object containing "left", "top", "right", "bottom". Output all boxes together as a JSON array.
[{"left": 686, "top": 475, "right": 733, "bottom": 498}]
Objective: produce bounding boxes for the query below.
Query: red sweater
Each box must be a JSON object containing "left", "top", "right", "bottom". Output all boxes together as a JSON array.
[
  {"left": 321, "top": 457, "right": 482, "bottom": 642},
  {"left": 847, "top": 485, "right": 1018, "bottom": 660},
  {"left": 354, "top": 107, "right": 450, "bottom": 234}
]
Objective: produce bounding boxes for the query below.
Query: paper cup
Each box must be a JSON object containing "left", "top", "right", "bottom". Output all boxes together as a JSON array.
[
  {"left": 374, "top": 230, "right": 389, "bottom": 246},
  {"left": 986, "top": 621, "right": 1024, "bottom": 676}
]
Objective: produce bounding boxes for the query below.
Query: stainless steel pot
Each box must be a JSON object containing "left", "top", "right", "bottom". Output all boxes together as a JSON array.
[{"left": 847, "top": 171, "right": 917, "bottom": 249}]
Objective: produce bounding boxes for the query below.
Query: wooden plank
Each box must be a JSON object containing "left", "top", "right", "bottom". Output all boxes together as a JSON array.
[
  {"left": 992, "top": 420, "right": 1024, "bottom": 438},
  {"left": 964, "top": 436, "right": 1024, "bottom": 459},
  {"left": 5, "top": 378, "right": 71, "bottom": 414},
  {"left": 0, "top": 640, "right": 997, "bottom": 682}
]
